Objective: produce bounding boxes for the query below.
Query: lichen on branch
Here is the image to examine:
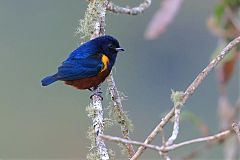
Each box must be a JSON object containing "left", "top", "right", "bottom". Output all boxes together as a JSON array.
[
  {"left": 76, "top": 0, "right": 107, "bottom": 42},
  {"left": 78, "top": 0, "right": 109, "bottom": 159},
  {"left": 107, "top": 0, "right": 151, "bottom": 15}
]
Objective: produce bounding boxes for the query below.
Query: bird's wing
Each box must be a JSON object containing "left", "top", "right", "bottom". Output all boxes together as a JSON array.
[
  {"left": 66, "top": 41, "right": 99, "bottom": 60},
  {"left": 57, "top": 57, "right": 103, "bottom": 80}
]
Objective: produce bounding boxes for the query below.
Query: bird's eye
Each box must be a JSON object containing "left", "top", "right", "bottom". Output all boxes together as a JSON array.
[{"left": 108, "top": 44, "right": 114, "bottom": 48}]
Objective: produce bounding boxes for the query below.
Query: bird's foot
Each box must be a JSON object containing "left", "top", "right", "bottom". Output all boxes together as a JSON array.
[{"left": 90, "top": 87, "right": 103, "bottom": 100}]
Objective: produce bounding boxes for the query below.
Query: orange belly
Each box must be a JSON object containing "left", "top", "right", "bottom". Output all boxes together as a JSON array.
[{"left": 64, "top": 69, "right": 110, "bottom": 89}]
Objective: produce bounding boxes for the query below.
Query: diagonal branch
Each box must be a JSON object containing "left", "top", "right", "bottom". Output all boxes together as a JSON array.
[
  {"left": 130, "top": 36, "right": 240, "bottom": 159},
  {"left": 106, "top": 0, "right": 151, "bottom": 15},
  {"left": 130, "top": 108, "right": 174, "bottom": 159},
  {"left": 106, "top": 72, "right": 135, "bottom": 158}
]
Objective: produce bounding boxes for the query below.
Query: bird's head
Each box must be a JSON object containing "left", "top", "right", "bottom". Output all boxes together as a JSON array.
[{"left": 96, "top": 35, "right": 125, "bottom": 60}]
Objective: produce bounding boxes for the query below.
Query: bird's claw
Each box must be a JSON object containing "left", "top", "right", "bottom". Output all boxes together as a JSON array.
[{"left": 90, "top": 88, "right": 103, "bottom": 100}]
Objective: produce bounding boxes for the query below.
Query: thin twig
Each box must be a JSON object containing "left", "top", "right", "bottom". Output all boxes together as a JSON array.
[
  {"left": 165, "top": 130, "right": 232, "bottom": 151},
  {"left": 131, "top": 108, "right": 175, "bottom": 159},
  {"left": 165, "top": 91, "right": 184, "bottom": 146},
  {"left": 232, "top": 122, "right": 240, "bottom": 142},
  {"left": 106, "top": 72, "right": 135, "bottom": 158},
  {"left": 160, "top": 129, "right": 166, "bottom": 144},
  {"left": 181, "top": 100, "right": 240, "bottom": 160},
  {"left": 159, "top": 128, "right": 169, "bottom": 159},
  {"left": 106, "top": 0, "right": 151, "bottom": 15},
  {"left": 131, "top": 36, "right": 240, "bottom": 159},
  {"left": 100, "top": 134, "right": 162, "bottom": 152},
  {"left": 165, "top": 107, "right": 181, "bottom": 146},
  {"left": 100, "top": 129, "right": 232, "bottom": 152}
]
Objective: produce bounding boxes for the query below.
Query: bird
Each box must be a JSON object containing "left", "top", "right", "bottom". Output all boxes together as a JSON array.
[{"left": 41, "top": 35, "right": 124, "bottom": 91}]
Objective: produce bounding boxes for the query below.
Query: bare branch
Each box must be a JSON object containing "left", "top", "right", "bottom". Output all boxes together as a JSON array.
[
  {"left": 232, "top": 122, "right": 240, "bottom": 142},
  {"left": 130, "top": 108, "right": 175, "bottom": 159},
  {"left": 106, "top": 0, "right": 151, "bottom": 15},
  {"left": 165, "top": 104, "right": 181, "bottom": 146},
  {"left": 100, "top": 134, "right": 162, "bottom": 152},
  {"left": 100, "top": 130, "right": 232, "bottom": 153},
  {"left": 165, "top": 91, "right": 184, "bottom": 146},
  {"left": 165, "top": 130, "right": 232, "bottom": 151},
  {"left": 131, "top": 36, "right": 240, "bottom": 159},
  {"left": 179, "top": 98, "right": 240, "bottom": 159}
]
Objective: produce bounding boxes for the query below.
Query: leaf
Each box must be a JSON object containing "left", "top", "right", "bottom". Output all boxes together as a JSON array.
[
  {"left": 224, "top": 0, "right": 240, "bottom": 7},
  {"left": 214, "top": 4, "right": 225, "bottom": 25},
  {"left": 218, "top": 53, "right": 237, "bottom": 85},
  {"left": 144, "top": 0, "right": 183, "bottom": 40}
]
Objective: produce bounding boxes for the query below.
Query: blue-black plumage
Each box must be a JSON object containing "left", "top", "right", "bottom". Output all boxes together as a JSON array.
[{"left": 41, "top": 35, "right": 124, "bottom": 89}]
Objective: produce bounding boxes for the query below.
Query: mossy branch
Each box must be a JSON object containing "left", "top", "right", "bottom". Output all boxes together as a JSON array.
[
  {"left": 107, "top": 0, "right": 151, "bottom": 15},
  {"left": 106, "top": 72, "right": 135, "bottom": 158},
  {"left": 171, "top": 90, "right": 184, "bottom": 108},
  {"left": 78, "top": 0, "right": 152, "bottom": 159},
  {"left": 76, "top": 0, "right": 106, "bottom": 42},
  {"left": 77, "top": 0, "right": 109, "bottom": 159},
  {"left": 164, "top": 90, "right": 184, "bottom": 146}
]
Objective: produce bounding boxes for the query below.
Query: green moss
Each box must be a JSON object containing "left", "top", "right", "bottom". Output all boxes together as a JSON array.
[
  {"left": 108, "top": 148, "right": 116, "bottom": 160},
  {"left": 214, "top": 4, "right": 225, "bottom": 25},
  {"left": 118, "top": 143, "right": 129, "bottom": 156},
  {"left": 104, "top": 118, "right": 114, "bottom": 128},
  {"left": 171, "top": 89, "right": 184, "bottom": 108},
  {"left": 86, "top": 104, "right": 97, "bottom": 118},
  {"left": 87, "top": 126, "right": 96, "bottom": 148},
  {"left": 107, "top": 103, "right": 134, "bottom": 132},
  {"left": 76, "top": 2, "right": 97, "bottom": 42},
  {"left": 80, "top": 0, "right": 109, "bottom": 159},
  {"left": 76, "top": 0, "right": 106, "bottom": 43},
  {"left": 87, "top": 151, "right": 101, "bottom": 160}
]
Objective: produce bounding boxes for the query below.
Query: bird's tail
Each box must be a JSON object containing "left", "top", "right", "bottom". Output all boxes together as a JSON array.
[{"left": 41, "top": 74, "right": 58, "bottom": 86}]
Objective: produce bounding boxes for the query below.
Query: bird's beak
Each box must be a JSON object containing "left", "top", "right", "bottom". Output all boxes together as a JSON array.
[{"left": 115, "top": 47, "right": 125, "bottom": 52}]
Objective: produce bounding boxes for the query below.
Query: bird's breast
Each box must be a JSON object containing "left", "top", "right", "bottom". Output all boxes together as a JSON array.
[
  {"left": 64, "top": 68, "right": 110, "bottom": 90},
  {"left": 64, "top": 54, "right": 111, "bottom": 89}
]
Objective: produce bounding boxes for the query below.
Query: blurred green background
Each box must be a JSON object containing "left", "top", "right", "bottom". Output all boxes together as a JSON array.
[{"left": 1, "top": 0, "right": 239, "bottom": 159}]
